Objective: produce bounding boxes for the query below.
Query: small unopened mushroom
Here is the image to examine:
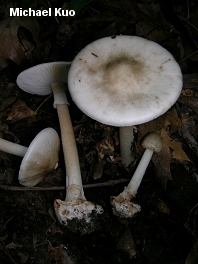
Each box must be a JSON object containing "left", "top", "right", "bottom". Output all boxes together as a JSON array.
[
  {"left": 16, "top": 62, "right": 103, "bottom": 233},
  {"left": 110, "top": 132, "right": 162, "bottom": 218},
  {"left": 68, "top": 35, "right": 183, "bottom": 166},
  {"left": 0, "top": 128, "right": 60, "bottom": 187}
]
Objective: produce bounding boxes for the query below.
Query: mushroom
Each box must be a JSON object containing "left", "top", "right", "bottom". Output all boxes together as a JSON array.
[
  {"left": 67, "top": 35, "right": 183, "bottom": 166},
  {"left": 16, "top": 62, "right": 103, "bottom": 233},
  {"left": 110, "top": 132, "right": 162, "bottom": 218},
  {"left": 0, "top": 127, "right": 60, "bottom": 187}
]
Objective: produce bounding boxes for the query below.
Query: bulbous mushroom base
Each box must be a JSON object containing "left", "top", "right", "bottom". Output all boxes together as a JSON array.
[
  {"left": 110, "top": 195, "right": 141, "bottom": 218},
  {"left": 54, "top": 199, "right": 104, "bottom": 234}
]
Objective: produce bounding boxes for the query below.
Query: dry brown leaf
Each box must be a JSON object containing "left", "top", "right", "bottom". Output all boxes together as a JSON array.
[
  {"left": 138, "top": 107, "right": 188, "bottom": 162},
  {"left": 138, "top": 107, "right": 182, "bottom": 142},
  {"left": 49, "top": 243, "right": 76, "bottom": 264},
  {"left": 183, "top": 73, "right": 198, "bottom": 89},
  {"left": 93, "top": 159, "right": 104, "bottom": 180},
  {"left": 7, "top": 100, "right": 35, "bottom": 122},
  {"left": 160, "top": 128, "right": 190, "bottom": 161},
  {"left": 152, "top": 145, "right": 172, "bottom": 189},
  {"left": 0, "top": 16, "right": 40, "bottom": 70},
  {"left": 116, "top": 227, "right": 136, "bottom": 259},
  {"left": 154, "top": 198, "right": 170, "bottom": 214},
  {"left": 138, "top": 107, "right": 189, "bottom": 188},
  {"left": 162, "top": 107, "right": 182, "bottom": 132},
  {"left": 95, "top": 135, "right": 114, "bottom": 160},
  {"left": 17, "top": 251, "right": 29, "bottom": 264},
  {"left": 178, "top": 96, "right": 198, "bottom": 115},
  {"left": 185, "top": 242, "right": 198, "bottom": 264}
]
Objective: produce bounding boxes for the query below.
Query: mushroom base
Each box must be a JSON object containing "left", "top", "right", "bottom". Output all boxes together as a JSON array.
[
  {"left": 110, "top": 196, "right": 141, "bottom": 218},
  {"left": 54, "top": 199, "right": 104, "bottom": 234}
]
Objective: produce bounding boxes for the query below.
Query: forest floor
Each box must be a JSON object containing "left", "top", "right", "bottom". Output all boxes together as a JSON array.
[{"left": 0, "top": 0, "right": 198, "bottom": 263}]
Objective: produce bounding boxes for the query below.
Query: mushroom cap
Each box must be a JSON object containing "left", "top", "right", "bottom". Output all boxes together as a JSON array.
[
  {"left": 18, "top": 127, "right": 60, "bottom": 187},
  {"left": 141, "top": 132, "right": 162, "bottom": 153},
  {"left": 68, "top": 35, "right": 183, "bottom": 127},
  {"left": 17, "top": 62, "right": 71, "bottom": 96}
]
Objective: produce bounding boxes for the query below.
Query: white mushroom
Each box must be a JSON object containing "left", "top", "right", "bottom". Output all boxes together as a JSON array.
[
  {"left": 0, "top": 128, "right": 60, "bottom": 187},
  {"left": 110, "top": 132, "right": 162, "bottom": 218},
  {"left": 68, "top": 35, "right": 183, "bottom": 166},
  {"left": 16, "top": 62, "right": 103, "bottom": 233}
]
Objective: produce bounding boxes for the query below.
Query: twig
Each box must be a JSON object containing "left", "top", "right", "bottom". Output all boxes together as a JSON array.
[
  {"left": 178, "top": 15, "right": 198, "bottom": 32},
  {"left": 0, "top": 179, "right": 129, "bottom": 191},
  {"left": 35, "top": 94, "right": 52, "bottom": 114},
  {"left": 178, "top": 49, "right": 198, "bottom": 63},
  {"left": 0, "top": 243, "right": 19, "bottom": 264}
]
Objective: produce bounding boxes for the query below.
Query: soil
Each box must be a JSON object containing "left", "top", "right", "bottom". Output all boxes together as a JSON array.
[{"left": 0, "top": 0, "right": 198, "bottom": 263}]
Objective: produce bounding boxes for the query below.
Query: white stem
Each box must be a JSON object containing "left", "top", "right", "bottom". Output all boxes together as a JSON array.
[
  {"left": 0, "top": 138, "right": 27, "bottom": 157},
  {"left": 51, "top": 82, "right": 85, "bottom": 201},
  {"left": 119, "top": 126, "right": 135, "bottom": 166},
  {"left": 126, "top": 148, "right": 153, "bottom": 197}
]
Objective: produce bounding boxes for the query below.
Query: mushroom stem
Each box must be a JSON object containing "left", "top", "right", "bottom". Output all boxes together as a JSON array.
[
  {"left": 119, "top": 126, "right": 135, "bottom": 166},
  {"left": 51, "top": 82, "right": 103, "bottom": 233},
  {"left": 111, "top": 132, "right": 162, "bottom": 218},
  {"left": 57, "top": 105, "right": 85, "bottom": 200},
  {"left": 126, "top": 148, "right": 153, "bottom": 197},
  {"left": 51, "top": 82, "right": 85, "bottom": 200},
  {"left": 0, "top": 138, "right": 27, "bottom": 157}
]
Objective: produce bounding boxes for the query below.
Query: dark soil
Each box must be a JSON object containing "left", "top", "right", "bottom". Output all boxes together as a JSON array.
[{"left": 0, "top": 0, "right": 198, "bottom": 263}]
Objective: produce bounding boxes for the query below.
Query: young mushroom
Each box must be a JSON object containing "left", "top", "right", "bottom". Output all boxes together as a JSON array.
[
  {"left": 110, "top": 132, "right": 162, "bottom": 218},
  {"left": 0, "top": 128, "right": 60, "bottom": 187},
  {"left": 67, "top": 35, "right": 183, "bottom": 167},
  {"left": 16, "top": 62, "right": 103, "bottom": 233}
]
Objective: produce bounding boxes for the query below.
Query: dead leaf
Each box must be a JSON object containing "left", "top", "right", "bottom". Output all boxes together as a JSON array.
[
  {"left": 161, "top": 128, "right": 190, "bottom": 161},
  {"left": 155, "top": 198, "right": 170, "bottom": 214},
  {"left": 178, "top": 96, "right": 198, "bottom": 115},
  {"left": 116, "top": 227, "right": 136, "bottom": 259},
  {"left": 152, "top": 145, "right": 172, "bottom": 189},
  {"left": 183, "top": 73, "right": 198, "bottom": 89},
  {"left": 137, "top": 107, "right": 188, "bottom": 162},
  {"left": 95, "top": 137, "right": 114, "bottom": 159},
  {"left": 0, "top": 16, "right": 40, "bottom": 70},
  {"left": 162, "top": 107, "right": 182, "bottom": 133},
  {"left": 49, "top": 243, "right": 76, "bottom": 264},
  {"left": 93, "top": 159, "right": 104, "bottom": 180},
  {"left": 138, "top": 107, "right": 182, "bottom": 143},
  {"left": 138, "top": 107, "right": 189, "bottom": 188},
  {"left": 181, "top": 119, "right": 198, "bottom": 158},
  {"left": 17, "top": 251, "right": 28, "bottom": 264},
  {"left": 94, "top": 125, "right": 115, "bottom": 160},
  {"left": 7, "top": 100, "right": 35, "bottom": 122},
  {"left": 185, "top": 242, "right": 198, "bottom": 264},
  {"left": 5, "top": 242, "right": 22, "bottom": 249}
]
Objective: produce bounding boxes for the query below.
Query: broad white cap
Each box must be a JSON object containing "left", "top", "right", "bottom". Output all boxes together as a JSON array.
[
  {"left": 17, "top": 62, "right": 71, "bottom": 96},
  {"left": 68, "top": 36, "right": 183, "bottom": 126},
  {"left": 19, "top": 127, "right": 60, "bottom": 187}
]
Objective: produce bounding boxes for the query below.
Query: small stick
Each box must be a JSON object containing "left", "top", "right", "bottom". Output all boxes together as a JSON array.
[
  {"left": 0, "top": 243, "right": 19, "bottom": 264},
  {"left": 0, "top": 179, "right": 129, "bottom": 191},
  {"left": 35, "top": 94, "right": 52, "bottom": 114}
]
